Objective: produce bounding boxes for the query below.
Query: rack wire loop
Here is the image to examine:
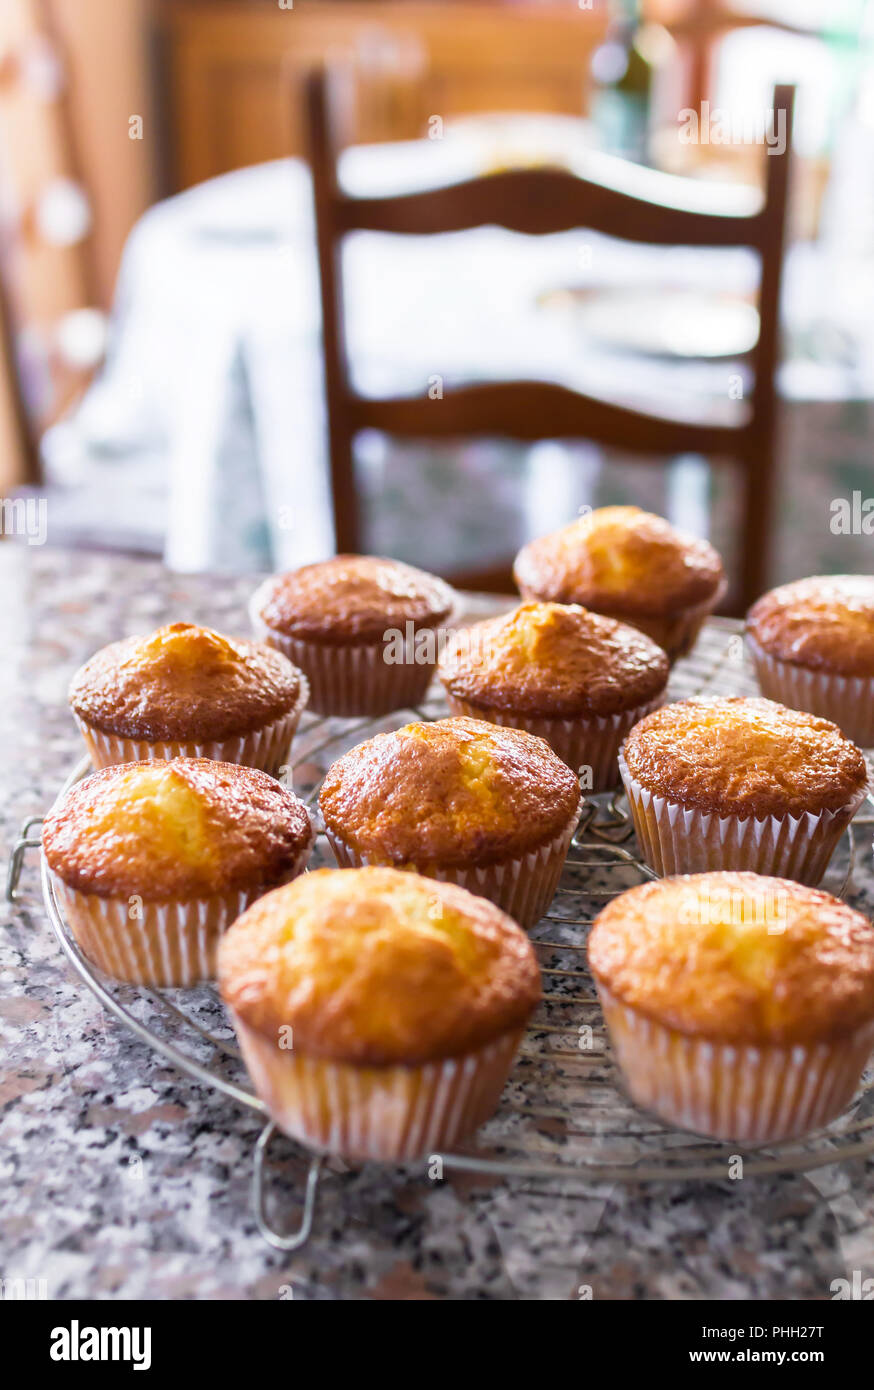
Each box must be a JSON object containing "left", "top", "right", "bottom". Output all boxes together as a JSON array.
[
  {"left": 253, "top": 1127, "right": 324, "bottom": 1253},
  {"left": 6, "top": 816, "right": 43, "bottom": 903}
]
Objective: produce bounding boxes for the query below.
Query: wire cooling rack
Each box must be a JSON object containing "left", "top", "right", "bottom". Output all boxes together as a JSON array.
[{"left": 8, "top": 618, "right": 874, "bottom": 1250}]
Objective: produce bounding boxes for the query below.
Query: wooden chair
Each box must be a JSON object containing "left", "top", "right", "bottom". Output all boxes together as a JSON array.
[{"left": 306, "top": 67, "right": 794, "bottom": 611}]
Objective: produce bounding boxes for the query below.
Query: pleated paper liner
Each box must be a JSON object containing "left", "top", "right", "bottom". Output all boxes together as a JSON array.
[
  {"left": 325, "top": 798, "right": 581, "bottom": 931},
  {"left": 52, "top": 833, "right": 313, "bottom": 987},
  {"left": 75, "top": 676, "right": 309, "bottom": 777},
  {"left": 618, "top": 750, "right": 867, "bottom": 886},
  {"left": 747, "top": 632, "right": 874, "bottom": 748},
  {"left": 597, "top": 982, "right": 874, "bottom": 1143},
  {"left": 231, "top": 1017, "right": 525, "bottom": 1162}
]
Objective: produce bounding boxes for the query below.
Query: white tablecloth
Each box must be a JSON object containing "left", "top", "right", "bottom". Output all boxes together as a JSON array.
[{"left": 45, "top": 130, "right": 874, "bottom": 572}]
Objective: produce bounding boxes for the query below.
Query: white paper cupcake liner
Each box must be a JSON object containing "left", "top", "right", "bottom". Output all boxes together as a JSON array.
[
  {"left": 52, "top": 835, "right": 313, "bottom": 987},
  {"left": 249, "top": 582, "right": 462, "bottom": 717},
  {"left": 75, "top": 677, "right": 309, "bottom": 777},
  {"left": 597, "top": 983, "right": 874, "bottom": 1142},
  {"left": 747, "top": 633, "right": 874, "bottom": 749},
  {"left": 618, "top": 750, "right": 866, "bottom": 886},
  {"left": 250, "top": 620, "right": 437, "bottom": 718},
  {"left": 635, "top": 576, "right": 728, "bottom": 663},
  {"left": 231, "top": 1015, "right": 524, "bottom": 1161},
  {"left": 443, "top": 693, "right": 664, "bottom": 788},
  {"left": 325, "top": 798, "right": 581, "bottom": 931}
]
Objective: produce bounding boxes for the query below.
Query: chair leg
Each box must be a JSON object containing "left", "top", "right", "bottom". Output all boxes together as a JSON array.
[
  {"left": 328, "top": 430, "right": 359, "bottom": 553},
  {"left": 738, "top": 449, "right": 775, "bottom": 615}
]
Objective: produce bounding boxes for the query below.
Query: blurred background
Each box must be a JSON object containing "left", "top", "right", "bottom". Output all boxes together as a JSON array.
[{"left": 0, "top": 0, "right": 871, "bottom": 608}]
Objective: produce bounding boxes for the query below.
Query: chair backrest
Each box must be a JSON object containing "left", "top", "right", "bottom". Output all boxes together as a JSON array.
[{"left": 306, "top": 67, "right": 794, "bottom": 610}]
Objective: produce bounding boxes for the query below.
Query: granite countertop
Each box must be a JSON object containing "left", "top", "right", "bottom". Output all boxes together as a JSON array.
[{"left": 3, "top": 545, "right": 874, "bottom": 1302}]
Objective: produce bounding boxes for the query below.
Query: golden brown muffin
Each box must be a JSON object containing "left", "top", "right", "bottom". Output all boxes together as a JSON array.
[
  {"left": 590, "top": 872, "right": 874, "bottom": 1045},
  {"left": 218, "top": 867, "right": 541, "bottom": 1159},
  {"left": 438, "top": 602, "right": 667, "bottom": 784},
  {"left": 748, "top": 576, "right": 874, "bottom": 677},
  {"left": 622, "top": 696, "right": 865, "bottom": 820},
  {"left": 250, "top": 556, "right": 456, "bottom": 717},
  {"left": 747, "top": 576, "right": 874, "bottom": 746},
  {"left": 619, "top": 697, "right": 868, "bottom": 884},
  {"left": 220, "top": 867, "right": 540, "bottom": 1065},
  {"left": 252, "top": 555, "right": 454, "bottom": 646},
  {"left": 320, "top": 717, "right": 580, "bottom": 928},
  {"left": 44, "top": 758, "right": 313, "bottom": 900},
  {"left": 589, "top": 871, "right": 874, "bottom": 1140},
  {"left": 44, "top": 759, "right": 314, "bottom": 985},
  {"left": 320, "top": 716, "right": 579, "bottom": 895},
  {"left": 69, "top": 622, "right": 307, "bottom": 773},
  {"left": 513, "top": 506, "right": 725, "bottom": 660},
  {"left": 439, "top": 603, "right": 668, "bottom": 719}
]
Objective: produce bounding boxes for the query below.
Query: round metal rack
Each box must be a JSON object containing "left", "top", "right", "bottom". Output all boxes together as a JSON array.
[{"left": 8, "top": 619, "right": 874, "bottom": 1249}]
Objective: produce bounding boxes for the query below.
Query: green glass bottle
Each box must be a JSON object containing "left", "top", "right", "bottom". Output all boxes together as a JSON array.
[{"left": 591, "top": 2, "right": 653, "bottom": 163}]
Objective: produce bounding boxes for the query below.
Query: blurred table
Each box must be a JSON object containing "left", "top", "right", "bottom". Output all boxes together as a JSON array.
[{"left": 39, "top": 121, "right": 874, "bottom": 577}]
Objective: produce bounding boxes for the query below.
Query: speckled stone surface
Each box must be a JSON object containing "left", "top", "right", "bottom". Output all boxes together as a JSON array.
[{"left": 3, "top": 545, "right": 874, "bottom": 1302}]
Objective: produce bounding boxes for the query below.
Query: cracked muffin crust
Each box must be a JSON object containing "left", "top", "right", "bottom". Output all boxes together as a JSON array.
[
  {"left": 513, "top": 506, "right": 725, "bottom": 659},
  {"left": 589, "top": 872, "right": 874, "bottom": 1046},
  {"left": 747, "top": 575, "right": 874, "bottom": 679},
  {"left": 319, "top": 716, "right": 580, "bottom": 868},
  {"left": 438, "top": 601, "right": 668, "bottom": 719},
  {"left": 43, "top": 758, "right": 314, "bottom": 987},
  {"left": 218, "top": 867, "right": 541, "bottom": 1066},
  {"left": 44, "top": 758, "right": 314, "bottom": 902},
  {"left": 514, "top": 506, "right": 724, "bottom": 618},
  {"left": 620, "top": 696, "right": 867, "bottom": 821},
  {"left": 69, "top": 622, "right": 304, "bottom": 743},
  {"left": 250, "top": 555, "right": 454, "bottom": 646},
  {"left": 319, "top": 717, "right": 581, "bottom": 927}
]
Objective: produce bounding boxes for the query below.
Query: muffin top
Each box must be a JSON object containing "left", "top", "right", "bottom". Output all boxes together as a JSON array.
[
  {"left": 319, "top": 716, "right": 581, "bottom": 867},
  {"left": 589, "top": 871, "right": 874, "bottom": 1045},
  {"left": 747, "top": 575, "right": 874, "bottom": 679},
  {"left": 513, "top": 506, "right": 724, "bottom": 619},
  {"left": 218, "top": 867, "right": 541, "bottom": 1064},
  {"left": 43, "top": 759, "right": 313, "bottom": 901},
  {"left": 621, "top": 696, "right": 867, "bottom": 820},
  {"left": 251, "top": 555, "right": 455, "bottom": 646},
  {"left": 69, "top": 623, "right": 304, "bottom": 742},
  {"left": 438, "top": 601, "right": 668, "bottom": 718}
]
